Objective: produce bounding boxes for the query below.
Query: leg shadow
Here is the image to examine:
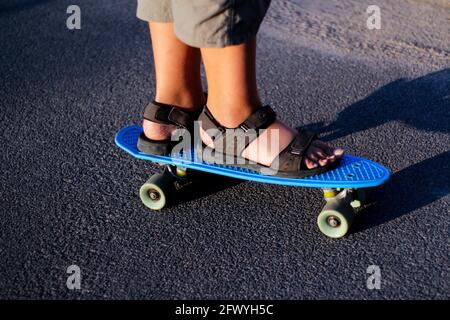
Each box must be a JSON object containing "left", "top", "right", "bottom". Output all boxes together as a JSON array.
[{"left": 303, "top": 68, "right": 450, "bottom": 140}]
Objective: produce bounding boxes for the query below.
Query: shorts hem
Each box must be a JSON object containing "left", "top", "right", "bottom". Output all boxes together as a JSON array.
[
  {"left": 136, "top": 12, "right": 173, "bottom": 23},
  {"left": 174, "top": 28, "right": 259, "bottom": 48}
]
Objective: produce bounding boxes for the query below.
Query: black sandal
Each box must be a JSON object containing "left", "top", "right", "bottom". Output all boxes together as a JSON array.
[
  {"left": 138, "top": 100, "right": 202, "bottom": 156},
  {"left": 197, "top": 105, "right": 340, "bottom": 178}
]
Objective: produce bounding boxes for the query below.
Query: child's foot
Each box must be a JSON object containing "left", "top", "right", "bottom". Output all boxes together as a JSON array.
[
  {"left": 143, "top": 94, "right": 206, "bottom": 141},
  {"left": 199, "top": 106, "right": 344, "bottom": 177},
  {"left": 138, "top": 94, "right": 206, "bottom": 156},
  {"left": 143, "top": 119, "right": 176, "bottom": 141}
]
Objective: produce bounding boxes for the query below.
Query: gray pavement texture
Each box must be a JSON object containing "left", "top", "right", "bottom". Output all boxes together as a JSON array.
[{"left": 0, "top": 0, "right": 449, "bottom": 299}]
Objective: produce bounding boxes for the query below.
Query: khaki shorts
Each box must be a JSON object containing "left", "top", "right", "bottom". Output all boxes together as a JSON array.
[{"left": 137, "top": 0, "right": 271, "bottom": 48}]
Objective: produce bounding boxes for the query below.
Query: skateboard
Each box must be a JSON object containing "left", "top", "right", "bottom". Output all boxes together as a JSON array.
[{"left": 115, "top": 125, "right": 390, "bottom": 238}]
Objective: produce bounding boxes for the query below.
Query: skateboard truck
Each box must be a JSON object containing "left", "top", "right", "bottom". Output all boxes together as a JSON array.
[{"left": 317, "top": 188, "right": 366, "bottom": 238}]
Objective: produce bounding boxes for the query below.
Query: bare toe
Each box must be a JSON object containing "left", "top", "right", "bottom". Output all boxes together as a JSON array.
[
  {"left": 313, "top": 140, "right": 336, "bottom": 157},
  {"left": 313, "top": 140, "right": 344, "bottom": 159},
  {"left": 334, "top": 148, "right": 344, "bottom": 157},
  {"left": 318, "top": 158, "right": 328, "bottom": 167},
  {"left": 305, "top": 158, "right": 317, "bottom": 169},
  {"left": 306, "top": 148, "right": 321, "bottom": 162}
]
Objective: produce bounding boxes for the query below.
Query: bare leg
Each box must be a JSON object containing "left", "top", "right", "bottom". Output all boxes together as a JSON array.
[
  {"left": 144, "top": 22, "right": 205, "bottom": 140},
  {"left": 200, "top": 38, "right": 343, "bottom": 169}
]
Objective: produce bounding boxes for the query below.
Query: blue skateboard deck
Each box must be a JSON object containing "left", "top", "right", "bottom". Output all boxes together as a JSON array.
[{"left": 115, "top": 125, "right": 390, "bottom": 189}]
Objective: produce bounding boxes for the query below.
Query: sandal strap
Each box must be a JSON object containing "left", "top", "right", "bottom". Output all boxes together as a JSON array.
[
  {"left": 290, "top": 129, "right": 317, "bottom": 155},
  {"left": 240, "top": 106, "right": 277, "bottom": 131},
  {"left": 272, "top": 129, "right": 318, "bottom": 172},
  {"left": 199, "top": 105, "right": 277, "bottom": 155},
  {"left": 143, "top": 101, "right": 200, "bottom": 128}
]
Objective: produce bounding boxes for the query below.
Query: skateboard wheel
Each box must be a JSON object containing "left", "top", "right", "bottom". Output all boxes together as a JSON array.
[
  {"left": 317, "top": 200, "right": 355, "bottom": 238},
  {"left": 139, "top": 173, "right": 175, "bottom": 210},
  {"left": 350, "top": 189, "right": 366, "bottom": 209}
]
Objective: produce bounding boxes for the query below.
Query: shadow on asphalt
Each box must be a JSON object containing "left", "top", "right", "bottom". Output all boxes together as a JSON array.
[
  {"left": 353, "top": 150, "right": 450, "bottom": 233},
  {"left": 166, "top": 172, "right": 243, "bottom": 208},
  {"left": 0, "top": 0, "right": 54, "bottom": 15},
  {"left": 306, "top": 68, "right": 450, "bottom": 139},
  {"left": 309, "top": 68, "right": 450, "bottom": 233}
]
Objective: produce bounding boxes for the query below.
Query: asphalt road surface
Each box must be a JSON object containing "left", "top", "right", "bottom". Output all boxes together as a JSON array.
[{"left": 1, "top": 0, "right": 449, "bottom": 299}]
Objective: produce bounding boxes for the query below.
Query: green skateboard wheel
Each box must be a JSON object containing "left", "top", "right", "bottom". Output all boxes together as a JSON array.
[
  {"left": 317, "top": 200, "right": 355, "bottom": 238},
  {"left": 139, "top": 173, "right": 175, "bottom": 210}
]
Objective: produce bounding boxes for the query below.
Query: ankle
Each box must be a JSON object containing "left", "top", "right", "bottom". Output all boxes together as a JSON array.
[
  {"left": 155, "top": 88, "right": 205, "bottom": 111},
  {"left": 206, "top": 95, "right": 262, "bottom": 128}
]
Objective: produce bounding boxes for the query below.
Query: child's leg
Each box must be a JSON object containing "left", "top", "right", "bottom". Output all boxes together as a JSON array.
[
  {"left": 200, "top": 38, "right": 343, "bottom": 169},
  {"left": 144, "top": 22, "right": 205, "bottom": 141}
]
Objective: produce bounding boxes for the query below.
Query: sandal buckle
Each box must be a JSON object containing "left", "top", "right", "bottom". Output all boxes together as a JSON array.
[
  {"left": 240, "top": 124, "right": 250, "bottom": 132},
  {"left": 290, "top": 147, "right": 302, "bottom": 155}
]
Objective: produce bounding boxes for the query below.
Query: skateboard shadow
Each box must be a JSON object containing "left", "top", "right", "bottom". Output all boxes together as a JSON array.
[
  {"left": 352, "top": 150, "right": 450, "bottom": 233},
  {"left": 353, "top": 150, "right": 450, "bottom": 233},
  {"left": 303, "top": 68, "right": 450, "bottom": 139},
  {"left": 166, "top": 172, "right": 243, "bottom": 208}
]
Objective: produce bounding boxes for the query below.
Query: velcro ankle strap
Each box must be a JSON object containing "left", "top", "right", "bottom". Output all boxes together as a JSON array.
[
  {"left": 198, "top": 105, "right": 278, "bottom": 156},
  {"left": 143, "top": 101, "right": 199, "bottom": 128},
  {"left": 240, "top": 106, "right": 276, "bottom": 131}
]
